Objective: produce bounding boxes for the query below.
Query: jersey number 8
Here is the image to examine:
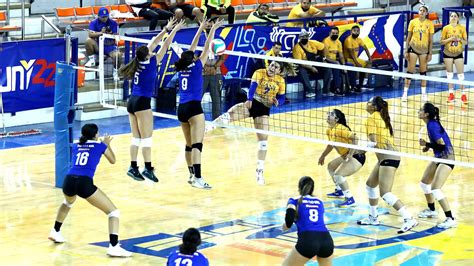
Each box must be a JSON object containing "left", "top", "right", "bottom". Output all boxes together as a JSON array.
[
  {"left": 75, "top": 152, "right": 90, "bottom": 166},
  {"left": 309, "top": 209, "right": 319, "bottom": 222}
]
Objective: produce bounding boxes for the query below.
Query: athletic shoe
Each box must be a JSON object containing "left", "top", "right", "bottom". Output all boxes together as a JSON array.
[
  {"left": 447, "top": 93, "right": 455, "bottom": 103},
  {"left": 357, "top": 215, "right": 380, "bottom": 226},
  {"left": 256, "top": 169, "right": 265, "bottom": 185},
  {"left": 192, "top": 177, "right": 212, "bottom": 189},
  {"left": 437, "top": 217, "right": 457, "bottom": 229},
  {"left": 461, "top": 94, "right": 468, "bottom": 105},
  {"left": 48, "top": 229, "right": 66, "bottom": 243},
  {"left": 418, "top": 208, "right": 438, "bottom": 218},
  {"left": 422, "top": 94, "right": 429, "bottom": 102},
  {"left": 327, "top": 189, "right": 344, "bottom": 198},
  {"left": 338, "top": 197, "right": 356, "bottom": 208},
  {"left": 107, "top": 243, "right": 132, "bottom": 257},
  {"left": 84, "top": 55, "right": 96, "bottom": 67},
  {"left": 397, "top": 218, "right": 418, "bottom": 234},
  {"left": 127, "top": 167, "right": 145, "bottom": 181},
  {"left": 401, "top": 94, "right": 408, "bottom": 102},
  {"left": 305, "top": 92, "right": 316, "bottom": 98},
  {"left": 142, "top": 168, "right": 159, "bottom": 183},
  {"left": 334, "top": 88, "right": 345, "bottom": 96},
  {"left": 187, "top": 174, "right": 195, "bottom": 185}
]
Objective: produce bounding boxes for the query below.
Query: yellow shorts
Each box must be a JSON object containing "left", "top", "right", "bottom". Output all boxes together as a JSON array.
[{"left": 347, "top": 58, "right": 367, "bottom": 68}]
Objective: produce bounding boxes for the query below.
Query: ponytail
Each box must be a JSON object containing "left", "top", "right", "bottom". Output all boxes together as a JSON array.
[
  {"left": 372, "top": 96, "right": 393, "bottom": 136},
  {"left": 179, "top": 228, "right": 201, "bottom": 255},
  {"left": 174, "top": 50, "right": 195, "bottom": 72},
  {"left": 79, "top": 123, "right": 98, "bottom": 144},
  {"left": 423, "top": 103, "right": 445, "bottom": 133},
  {"left": 119, "top": 58, "right": 139, "bottom": 79},
  {"left": 333, "top": 109, "right": 351, "bottom": 131},
  {"left": 295, "top": 176, "right": 315, "bottom": 220}
]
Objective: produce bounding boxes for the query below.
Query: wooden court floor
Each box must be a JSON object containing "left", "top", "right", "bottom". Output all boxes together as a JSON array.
[{"left": 1, "top": 92, "right": 473, "bottom": 265}]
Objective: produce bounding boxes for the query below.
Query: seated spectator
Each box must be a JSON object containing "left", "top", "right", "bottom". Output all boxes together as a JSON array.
[
  {"left": 246, "top": 4, "right": 279, "bottom": 24},
  {"left": 343, "top": 25, "right": 372, "bottom": 93},
  {"left": 157, "top": 0, "right": 203, "bottom": 22},
  {"left": 287, "top": 0, "right": 324, "bottom": 28},
  {"left": 265, "top": 41, "right": 283, "bottom": 68},
  {"left": 167, "top": 228, "right": 209, "bottom": 266},
  {"left": 201, "top": 0, "right": 235, "bottom": 24},
  {"left": 323, "top": 27, "right": 345, "bottom": 95},
  {"left": 292, "top": 30, "right": 330, "bottom": 98},
  {"left": 85, "top": 7, "right": 122, "bottom": 79},
  {"left": 126, "top": 0, "right": 174, "bottom": 31}
]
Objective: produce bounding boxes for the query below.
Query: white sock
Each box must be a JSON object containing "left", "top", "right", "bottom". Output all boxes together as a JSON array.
[
  {"left": 369, "top": 205, "right": 378, "bottom": 217},
  {"left": 421, "top": 86, "right": 427, "bottom": 95},
  {"left": 343, "top": 190, "right": 353, "bottom": 198},
  {"left": 449, "top": 88, "right": 454, "bottom": 94},
  {"left": 398, "top": 206, "right": 412, "bottom": 220},
  {"left": 335, "top": 185, "right": 341, "bottom": 191},
  {"left": 257, "top": 160, "right": 265, "bottom": 170},
  {"left": 403, "top": 87, "right": 409, "bottom": 95}
]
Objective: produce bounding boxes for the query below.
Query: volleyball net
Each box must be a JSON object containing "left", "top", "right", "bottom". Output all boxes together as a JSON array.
[{"left": 97, "top": 33, "right": 474, "bottom": 168}]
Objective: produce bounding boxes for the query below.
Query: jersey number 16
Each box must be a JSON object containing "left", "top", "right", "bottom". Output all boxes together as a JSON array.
[{"left": 75, "top": 152, "right": 90, "bottom": 166}]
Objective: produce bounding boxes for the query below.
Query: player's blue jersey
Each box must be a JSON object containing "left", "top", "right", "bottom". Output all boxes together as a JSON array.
[
  {"left": 167, "top": 250, "right": 209, "bottom": 266},
  {"left": 178, "top": 60, "right": 203, "bottom": 104},
  {"left": 67, "top": 141, "right": 107, "bottom": 178},
  {"left": 287, "top": 195, "right": 328, "bottom": 233},
  {"left": 131, "top": 55, "right": 157, "bottom": 98},
  {"left": 427, "top": 120, "right": 454, "bottom": 158}
]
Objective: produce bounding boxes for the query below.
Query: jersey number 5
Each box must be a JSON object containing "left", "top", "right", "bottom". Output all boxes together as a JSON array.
[
  {"left": 174, "top": 258, "right": 193, "bottom": 266},
  {"left": 75, "top": 152, "right": 90, "bottom": 166},
  {"left": 134, "top": 72, "right": 139, "bottom": 85},
  {"left": 309, "top": 209, "right": 319, "bottom": 222}
]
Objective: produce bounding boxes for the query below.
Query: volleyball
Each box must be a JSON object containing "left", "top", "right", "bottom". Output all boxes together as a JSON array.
[{"left": 210, "top": 39, "right": 226, "bottom": 56}]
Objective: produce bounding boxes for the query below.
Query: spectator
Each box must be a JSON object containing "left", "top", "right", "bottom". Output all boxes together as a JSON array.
[
  {"left": 323, "top": 27, "right": 345, "bottom": 95},
  {"left": 292, "top": 30, "right": 330, "bottom": 98},
  {"left": 287, "top": 0, "right": 324, "bottom": 28},
  {"left": 343, "top": 25, "right": 371, "bottom": 93},
  {"left": 201, "top": 0, "right": 235, "bottom": 24},
  {"left": 246, "top": 4, "right": 279, "bottom": 24},
  {"left": 85, "top": 7, "right": 122, "bottom": 79},
  {"left": 126, "top": 0, "right": 174, "bottom": 31},
  {"left": 265, "top": 41, "right": 283, "bottom": 68},
  {"left": 157, "top": 0, "right": 203, "bottom": 22}
]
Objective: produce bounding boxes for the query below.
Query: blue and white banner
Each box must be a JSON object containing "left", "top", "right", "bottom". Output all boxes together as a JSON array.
[
  {"left": 0, "top": 38, "right": 77, "bottom": 113},
  {"left": 125, "top": 14, "right": 405, "bottom": 91}
]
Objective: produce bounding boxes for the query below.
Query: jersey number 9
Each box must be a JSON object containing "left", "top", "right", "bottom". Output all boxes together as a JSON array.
[
  {"left": 75, "top": 152, "right": 90, "bottom": 166},
  {"left": 181, "top": 78, "right": 188, "bottom": 91}
]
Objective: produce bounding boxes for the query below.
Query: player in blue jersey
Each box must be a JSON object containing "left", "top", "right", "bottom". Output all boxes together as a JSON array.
[
  {"left": 173, "top": 19, "right": 224, "bottom": 189},
  {"left": 120, "top": 18, "right": 184, "bottom": 182},
  {"left": 417, "top": 102, "right": 456, "bottom": 229},
  {"left": 48, "top": 124, "right": 131, "bottom": 257},
  {"left": 167, "top": 228, "right": 209, "bottom": 266},
  {"left": 282, "top": 176, "right": 333, "bottom": 266}
]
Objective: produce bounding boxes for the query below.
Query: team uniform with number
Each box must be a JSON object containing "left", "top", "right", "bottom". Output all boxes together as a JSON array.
[
  {"left": 177, "top": 60, "right": 204, "bottom": 122},
  {"left": 287, "top": 195, "right": 334, "bottom": 259},
  {"left": 167, "top": 250, "right": 209, "bottom": 266},
  {"left": 62, "top": 141, "right": 108, "bottom": 198},
  {"left": 127, "top": 55, "right": 157, "bottom": 114}
]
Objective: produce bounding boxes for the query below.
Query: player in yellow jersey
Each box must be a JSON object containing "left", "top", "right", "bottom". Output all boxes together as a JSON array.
[
  {"left": 323, "top": 27, "right": 345, "bottom": 96},
  {"left": 318, "top": 109, "right": 365, "bottom": 207},
  {"left": 357, "top": 96, "right": 418, "bottom": 234},
  {"left": 207, "top": 61, "right": 295, "bottom": 185},
  {"left": 343, "top": 25, "right": 372, "bottom": 93},
  {"left": 403, "top": 5, "right": 434, "bottom": 102},
  {"left": 286, "top": 0, "right": 324, "bottom": 28},
  {"left": 441, "top": 12, "right": 468, "bottom": 104}
]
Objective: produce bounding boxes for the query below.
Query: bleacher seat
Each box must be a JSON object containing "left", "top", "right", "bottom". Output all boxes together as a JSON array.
[
  {"left": 0, "top": 11, "right": 21, "bottom": 34},
  {"left": 74, "top": 6, "right": 94, "bottom": 25}
]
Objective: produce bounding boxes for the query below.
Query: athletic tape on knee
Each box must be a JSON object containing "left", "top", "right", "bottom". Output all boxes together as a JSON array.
[
  {"left": 131, "top": 137, "right": 141, "bottom": 147},
  {"left": 63, "top": 199, "right": 74, "bottom": 208},
  {"left": 420, "top": 72, "right": 427, "bottom": 76},
  {"left": 431, "top": 189, "right": 445, "bottom": 201},
  {"left": 141, "top": 137, "right": 153, "bottom": 147},
  {"left": 108, "top": 209, "right": 120, "bottom": 218},
  {"left": 458, "top": 73, "right": 464, "bottom": 81},
  {"left": 192, "top": 143, "right": 203, "bottom": 152},
  {"left": 366, "top": 185, "right": 379, "bottom": 199},
  {"left": 420, "top": 182, "right": 431, "bottom": 194},
  {"left": 382, "top": 192, "right": 399, "bottom": 206},
  {"left": 446, "top": 72, "right": 454, "bottom": 80},
  {"left": 334, "top": 175, "right": 346, "bottom": 185},
  {"left": 258, "top": 140, "right": 268, "bottom": 151},
  {"left": 185, "top": 146, "right": 192, "bottom": 152}
]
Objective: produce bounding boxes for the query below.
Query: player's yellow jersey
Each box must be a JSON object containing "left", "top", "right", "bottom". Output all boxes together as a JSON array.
[
  {"left": 441, "top": 24, "right": 467, "bottom": 56},
  {"left": 365, "top": 111, "right": 395, "bottom": 150},
  {"left": 408, "top": 18, "right": 434, "bottom": 54},
  {"left": 251, "top": 69, "right": 285, "bottom": 107},
  {"left": 326, "top": 123, "right": 353, "bottom": 155},
  {"left": 292, "top": 40, "right": 325, "bottom": 60},
  {"left": 343, "top": 36, "right": 365, "bottom": 60},
  {"left": 323, "top": 37, "right": 343, "bottom": 61}
]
